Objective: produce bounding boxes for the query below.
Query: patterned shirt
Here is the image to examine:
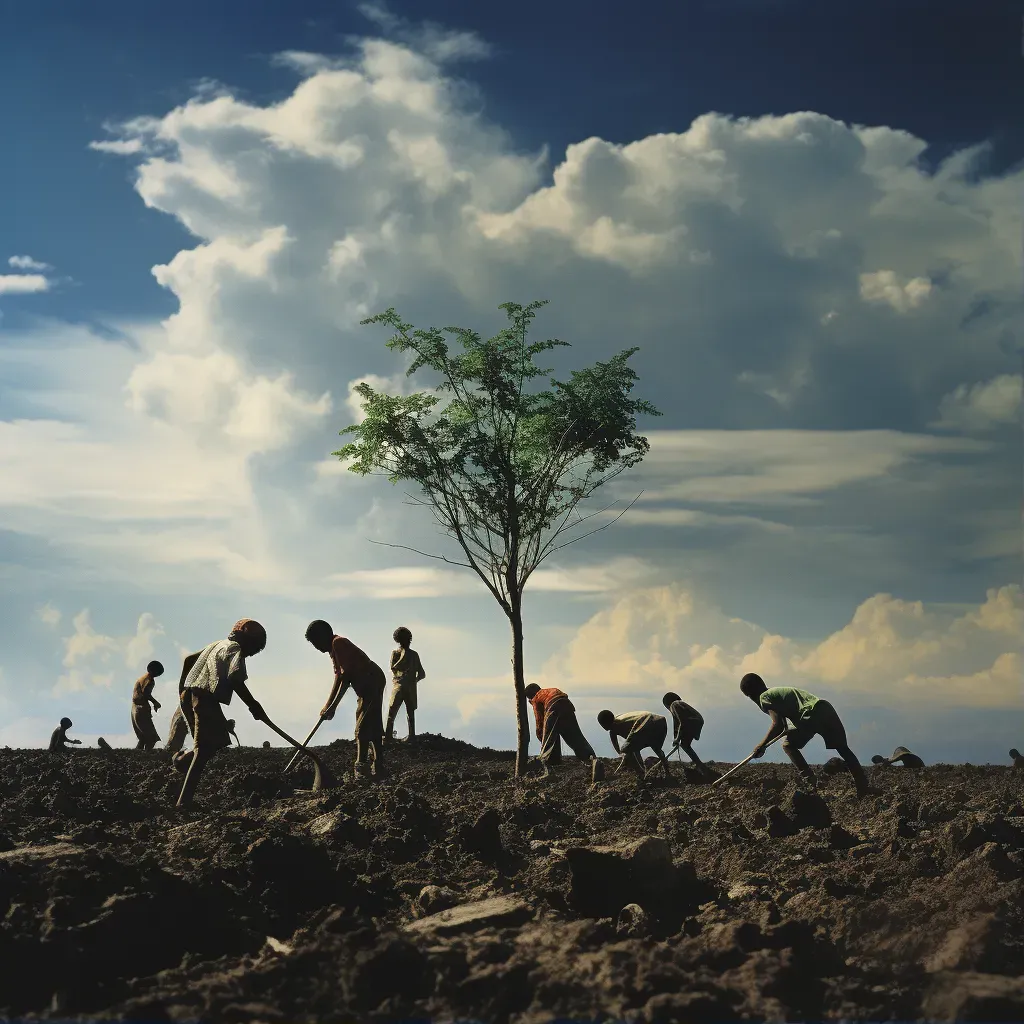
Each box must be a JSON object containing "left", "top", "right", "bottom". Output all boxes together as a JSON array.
[{"left": 182, "top": 639, "right": 247, "bottom": 705}]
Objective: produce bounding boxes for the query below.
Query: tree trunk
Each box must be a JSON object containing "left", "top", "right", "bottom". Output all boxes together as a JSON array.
[{"left": 509, "top": 595, "right": 529, "bottom": 777}]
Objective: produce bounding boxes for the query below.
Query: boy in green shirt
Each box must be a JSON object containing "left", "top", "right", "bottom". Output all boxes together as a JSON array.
[{"left": 739, "top": 673, "right": 874, "bottom": 797}]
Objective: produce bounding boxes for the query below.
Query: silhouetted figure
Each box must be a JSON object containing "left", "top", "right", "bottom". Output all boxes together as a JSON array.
[
  {"left": 225, "top": 719, "right": 240, "bottom": 746},
  {"left": 662, "top": 692, "right": 714, "bottom": 778},
  {"left": 305, "top": 619, "right": 385, "bottom": 781},
  {"left": 175, "top": 619, "right": 268, "bottom": 809},
  {"left": 97, "top": 737, "right": 113, "bottom": 751},
  {"left": 525, "top": 683, "right": 597, "bottom": 768},
  {"left": 871, "top": 746, "right": 925, "bottom": 768},
  {"left": 385, "top": 627, "right": 425, "bottom": 743},
  {"left": 740, "top": 673, "right": 874, "bottom": 798},
  {"left": 597, "top": 710, "right": 672, "bottom": 781},
  {"left": 131, "top": 660, "right": 164, "bottom": 750},
  {"left": 262, "top": 740, "right": 271, "bottom": 749},
  {"left": 49, "top": 718, "right": 81, "bottom": 753},
  {"left": 165, "top": 706, "right": 189, "bottom": 754},
  {"left": 1011, "top": 748, "right": 1024, "bottom": 769}
]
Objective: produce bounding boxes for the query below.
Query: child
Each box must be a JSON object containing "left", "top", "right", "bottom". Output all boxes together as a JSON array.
[
  {"left": 597, "top": 709, "right": 672, "bottom": 781},
  {"left": 386, "top": 626, "right": 426, "bottom": 742},
  {"left": 525, "top": 683, "right": 597, "bottom": 768},
  {"left": 48, "top": 717, "right": 81, "bottom": 753},
  {"left": 131, "top": 660, "right": 164, "bottom": 750},
  {"left": 871, "top": 746, "right": 925, "bottom": 768},
  {"left": 662, "top": 692, "right": 714, "bottom": 778},
  {"left": 175, "top": 619, "right": 267, "bottom": 809},
  {"left": 305, "top": 619, "right": 386, "bottom": 780},
  {"left": 739, "top": 673, "right": 874, "bottom": 797},
  {"left": 1011, "top": 748, "right": 1024, "bottom": 769}
]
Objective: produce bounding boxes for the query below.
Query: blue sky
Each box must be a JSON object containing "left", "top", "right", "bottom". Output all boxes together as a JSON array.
[{"left": 0, "top": 0, "right": 1020, "bottom": 762}]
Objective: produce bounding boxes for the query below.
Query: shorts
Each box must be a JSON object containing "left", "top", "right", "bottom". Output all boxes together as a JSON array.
[
  {"left": 389, "top": 679, "right": 418, "bottom": 713},
  {"left": 180, "top": 689, "right": 232, "bottom": 755},
  {"left": 785, "top": 700, "right": 847, "bottom": 751}
]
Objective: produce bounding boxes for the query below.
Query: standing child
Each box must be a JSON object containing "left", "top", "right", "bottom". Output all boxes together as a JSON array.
[
  {"left": 175, "top": 619, "right": 267, "bottom": 809},
  {"left": 49, "top": 717, "right": 81, "bottom": 753},
  {"left": 739, "top": 673, "right": 874, "bottom": 797},
  {"left": 386, "top": 627, "right": 426, "bottom": 742},
  {"left": 131, "top": 660, "right": 164, "bottom": 750},
  {"left": 597, "top": 709, "right": 672, "bottom": 782}
]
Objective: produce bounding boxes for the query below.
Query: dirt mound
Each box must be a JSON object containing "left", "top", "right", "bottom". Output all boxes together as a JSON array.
[{"left": 0, "top": 744, "right": 1021, "bottom": 1021}]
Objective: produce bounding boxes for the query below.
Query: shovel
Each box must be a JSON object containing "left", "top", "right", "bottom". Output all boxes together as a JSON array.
[
  {"left": 260, "top": 715, "right": 336, "bottom": 791},
  {"left": 283, "top": 716, "right": 326, "bottom": 773},
  {"left": 712, "top": 734, "right": 783, "bottom": 787}
]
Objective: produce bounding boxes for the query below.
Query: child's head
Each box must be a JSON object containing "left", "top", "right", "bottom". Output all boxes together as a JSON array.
[
  {"left": 597, "top": 710, "right": 615, "bottom": 731},
  {"left": 304, "top": 619, "right": 334, "bottom": 654},
  {"left": 60, "top": 717, "right": 72, "bottom": 729},
  {"left": 739, "top": 673, "right": 767, "bottom": 702},
  {"left": 147, "top": 660, "right": 164, "bottom": 678},
  {"left": 662, "top": 691, "right": 680, "bottom": 709},
  {"left": 871, "top": 755, "right": 886, "bottom": 764},
  {"left": 524, "top": 683, "right": 541, "bottom": 700},
  {"left": 262, "top": 740, "right": 271, "bottom": 748},
  {"left": 230, "top": 619, "right": 267, "bottom": 657},
  {"left": 393, "top": 626, "right": 412, "bottom": 646},
  {"left": 1011, "top": 748, "right": 1021, "bottom": 758},
  {"left": 226, "top": 719, "right": 236, "bottom": 730}
]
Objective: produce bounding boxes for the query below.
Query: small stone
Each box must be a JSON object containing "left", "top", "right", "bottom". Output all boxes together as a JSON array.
[
  {"left": 417, "top": 885, "right": 458, "bottom": 915},
  {"left": 616, "top": 903, "right": 651, "bottom": 938},
  {"left": 405, "top": 895, "right": 532, "bottom": 936}
]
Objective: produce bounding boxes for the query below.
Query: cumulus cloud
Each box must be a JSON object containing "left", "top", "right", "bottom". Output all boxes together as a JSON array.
[
  {"left": 8, "top": 255, "right": 52, "bottom": 271},
  {"left": 859, "top": 269, "right": 932, "bottom": 312},
  {"left": 541, "top": 584, "right": 1023, "bottom": 710},
  {"left": 0, "top": 274, "right": 49, "bottom": 294},
  {"left": 933, "top": 374, "right": 1022, "bottom": 433},
  {"left": 58, "top": 610, "right": 165, "bottom": 693},
  {"left": 37, "top": 604, "right": 61, "bottom": 627}
]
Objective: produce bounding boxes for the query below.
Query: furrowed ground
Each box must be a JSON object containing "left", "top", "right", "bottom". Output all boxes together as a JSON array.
[{"left": 1, "top": 736, "right": 1022, "bottom": 1022}]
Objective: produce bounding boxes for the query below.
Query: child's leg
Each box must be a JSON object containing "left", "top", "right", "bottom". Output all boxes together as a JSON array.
[
  {"left": 385, "top": 688, "right": 402, "bottom": 741},
  {"left": 407, "top": 707, "right": 415, "bottom": 739},
  {"left": 836, "top": 743, "right": 871, "bottom": 796},
  {"left": 781, "top": 732, "right": 817, "bottom": 786},
  {"left": 176, "top": 750, "right": 208, "bottom": 807},
  {"left": 656, "top": 746, "right": 673, "bottom": 778}
]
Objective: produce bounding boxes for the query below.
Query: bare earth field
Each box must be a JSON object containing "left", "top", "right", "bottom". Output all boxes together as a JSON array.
[{"left": 1, "top": 736, "right": 1022, "bottom": 1022}]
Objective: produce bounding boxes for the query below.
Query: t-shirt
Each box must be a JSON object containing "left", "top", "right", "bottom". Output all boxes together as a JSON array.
[
  {"left": 132, "top": 673, "right": 154, "bottom": 706},
  {"left": 758, "top": 686, "right": 819, "bottom": 726},
  {"left": 668, "top": 700, "right": 703, "bottom": 737},
  {"left": 182, "top": 639, "right": 247, "bottom": 705},
  {"left": 610, "top": 711, "right": 661, "bottom": 743},
  {"left": 390, "top": 647, "right": 425, "bottom": 684},
  {"left": 331, "top": 637, "right": 383, "bottom": 700},
  {"left": 529, "top": 688, "right": 571, "bottom": 738}
]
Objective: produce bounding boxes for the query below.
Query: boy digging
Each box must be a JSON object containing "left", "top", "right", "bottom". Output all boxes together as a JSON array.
[
  {"left": 305, "top": 620, "right": 386, "bottom": 781},
  {"left": 131, "top": 660, "right": 164, "bottom": 750},
  {"left": 662, "top": 692, "right": 715, "bottom": 779},
  {"left": 174, "top": 619, "right": 268, "bottom": 809},
  {"left": 597, "top": 709, "right": 673, "bottom": 782},
  {"left": 525, "top": 683, "right": 597, "bottom": 769},
  {"left": 49, "top": 717, "right": 81, "bottom": 753},
  {"left": 386, "top": 626, "right": 425, "bottom": 743},
  {"left": 739, "top": 673, "right": 874, "bottom": 798}
]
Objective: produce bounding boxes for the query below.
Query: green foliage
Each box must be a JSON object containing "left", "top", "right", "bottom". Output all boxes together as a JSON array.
[{"left": 334, "top": 300, "right": 660, "bottom": 608}]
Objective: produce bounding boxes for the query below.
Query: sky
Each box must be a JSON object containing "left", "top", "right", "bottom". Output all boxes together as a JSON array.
[{"left": 0, "top": 0, "right": 1021, "bottom": 763}]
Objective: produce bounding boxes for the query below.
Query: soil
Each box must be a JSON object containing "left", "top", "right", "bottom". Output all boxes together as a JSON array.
[{"left": 1, "top": 736, "right": 1022, "bottom": 1022}]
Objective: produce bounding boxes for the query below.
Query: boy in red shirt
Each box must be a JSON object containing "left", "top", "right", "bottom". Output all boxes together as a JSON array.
[
  {"left": 524, "top": 683, "right": 596, "bottom": 768},
  {"left": 306, "top": 619, "right": 386, "bottom": 780}
]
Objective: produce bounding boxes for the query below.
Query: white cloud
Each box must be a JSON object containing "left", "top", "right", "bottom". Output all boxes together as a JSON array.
[
  {"left": 0, "top": 274, "right": 49, "bottom": 294},
  {"left": 58, "top": 610, "right": 165, "bottom": 693},
  {"left": 542, "top": 583, "right": 1024, "bottom": 710},
  {"left": 37, "top": 604, "right": 61, "bottom": 627},
  {"left": 89, "top": 138, "right": 147, "bottom": 156},
  {"left": 933, "top": 374, "right": 1022, "bottom": 433},
  {"left": 8, "top": 255, "right": 51, "bottom": 271},
  {"left": 859, "top": 269, "right": 932, "bottom": 312}
]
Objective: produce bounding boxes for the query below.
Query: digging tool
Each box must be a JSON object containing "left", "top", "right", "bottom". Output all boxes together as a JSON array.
[
  {"left": 260, "top": 714, "right": 336, "bottom": 791},
  {"left": 712, "top": 733, "right": 783, "bottom": 787},
  {"left": 283, "top": 716, "right": 325, "bottom": 772}
]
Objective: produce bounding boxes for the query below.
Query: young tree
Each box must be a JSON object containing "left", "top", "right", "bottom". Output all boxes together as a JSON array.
[{"left": 336, "top": 300, "right": 660, "bottom": 776}]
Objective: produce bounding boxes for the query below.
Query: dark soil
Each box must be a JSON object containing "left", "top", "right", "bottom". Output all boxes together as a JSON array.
[{"left": 1, "top": 736, "right": 1022, "bottom": 1022}]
